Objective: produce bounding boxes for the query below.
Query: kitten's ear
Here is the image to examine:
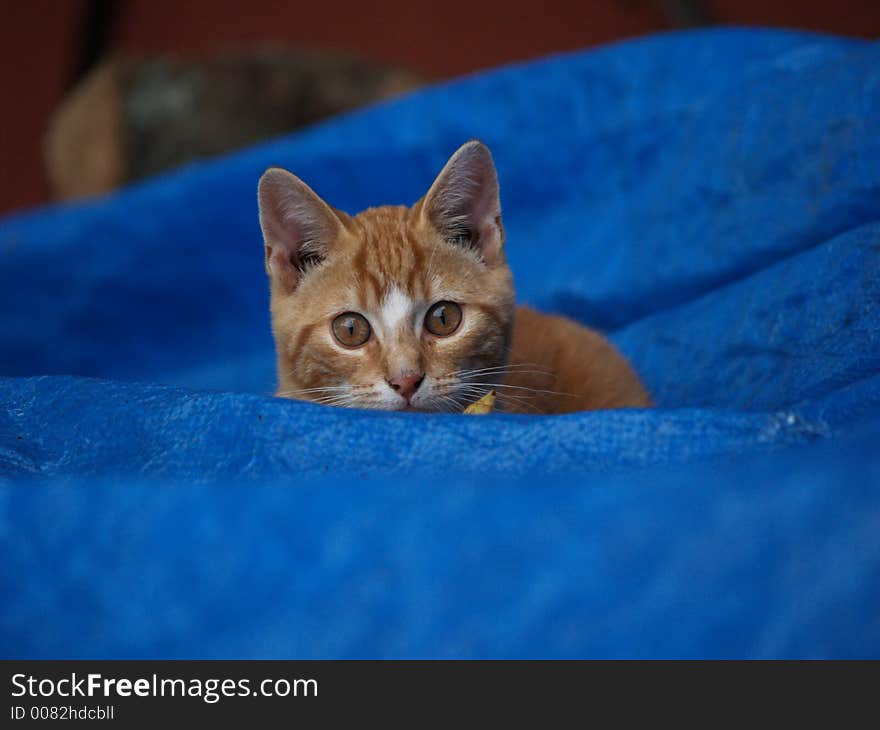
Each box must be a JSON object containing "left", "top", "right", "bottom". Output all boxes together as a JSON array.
[
  {"left": 258, "top": 167, "right": 342, "bottom": 292},
  {"left": 420, "top": 140, "right": 504, "bottom": 264}
]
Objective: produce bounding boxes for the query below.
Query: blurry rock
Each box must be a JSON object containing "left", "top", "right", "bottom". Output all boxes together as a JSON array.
[{"left": 45, "top": 48, "right": 423, "bottom": 200}]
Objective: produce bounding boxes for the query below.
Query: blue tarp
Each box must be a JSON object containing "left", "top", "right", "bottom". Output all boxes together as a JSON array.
[{"left": 1, "top": 29, "right": 879, "bottom": 658}]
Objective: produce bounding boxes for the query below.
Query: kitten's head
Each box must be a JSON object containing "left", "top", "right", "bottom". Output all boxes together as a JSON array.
[{"left": 258, "top": 140, "right": 515, "bottom": 411}]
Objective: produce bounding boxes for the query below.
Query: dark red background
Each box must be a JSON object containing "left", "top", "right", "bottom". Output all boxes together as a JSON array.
[{"left": 2, "top": 0, "right": 878, "bottom": 215}]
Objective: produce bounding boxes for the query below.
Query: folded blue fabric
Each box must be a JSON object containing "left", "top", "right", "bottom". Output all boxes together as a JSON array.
[{"left": 1, "top": 29, "right": 878, "bottom": 657}]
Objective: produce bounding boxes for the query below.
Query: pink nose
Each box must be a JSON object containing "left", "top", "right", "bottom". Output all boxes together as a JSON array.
[{"left": 388, "top": 373, "right": 424, "bottom": 401}]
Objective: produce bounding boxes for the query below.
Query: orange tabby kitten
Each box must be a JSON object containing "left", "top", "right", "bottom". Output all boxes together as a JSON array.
[{"left": 258, "top": 140, "right": 650, "bottom": 414}]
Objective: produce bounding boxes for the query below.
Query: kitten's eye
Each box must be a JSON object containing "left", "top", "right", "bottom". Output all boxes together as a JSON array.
[
  {"left": 424, "top": 301, "right": 462, "bottom": 337},
  {"left": 332, "top": 312, "right": 371, "bottom": 348}
]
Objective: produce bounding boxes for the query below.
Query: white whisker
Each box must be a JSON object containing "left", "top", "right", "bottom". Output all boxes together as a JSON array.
[
  {"left": 459, "top": 381, "right": 576, "bottom": 398},
  {"left": 454, "top": 363, "right": 556, "bottom": 377},
  {"left": 276, "top": 385, "right": 350, "bottom": 399}
]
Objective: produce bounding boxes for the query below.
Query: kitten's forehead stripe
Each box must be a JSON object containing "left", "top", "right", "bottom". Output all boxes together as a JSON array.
[
  {"left": 347, "top": 208, "right": 436, "bottom": 308},
  {"left": 353, "top": 237, "right": 381, "bottom": 305},
  {"left": 405, "top": 228, "right": 426, "bottom": 298}
]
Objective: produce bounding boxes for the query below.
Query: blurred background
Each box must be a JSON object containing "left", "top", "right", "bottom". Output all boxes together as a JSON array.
[{"left": 2, "top": 0, "right": 879, "bottom": 217}]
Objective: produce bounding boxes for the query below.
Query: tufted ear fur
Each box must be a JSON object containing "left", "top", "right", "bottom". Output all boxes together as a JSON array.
[
  {"left": 420, "top": 140, "right": 504, "bottom": 264},
  {"left": 257, "top": 167, "right": 343, "bottom": 292}
]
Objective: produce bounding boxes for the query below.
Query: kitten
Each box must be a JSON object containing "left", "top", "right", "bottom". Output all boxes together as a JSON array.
[{"left": 258, "top": 141, "right": 651, "bottom": 414}]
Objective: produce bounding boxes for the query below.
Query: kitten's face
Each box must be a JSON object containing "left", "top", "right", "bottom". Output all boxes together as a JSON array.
[{"left": 259, "top": 141, "right": 515, "bottom": 411}]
